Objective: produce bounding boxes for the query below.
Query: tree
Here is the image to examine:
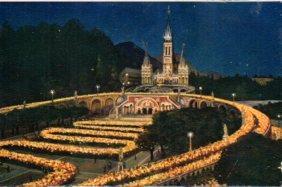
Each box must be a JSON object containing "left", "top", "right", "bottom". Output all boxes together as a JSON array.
[
  {"left": 140, "top": 107, "right": 241, "bottom": 157},
  {"left": 0, "top": 20, "right": 125, "bottom": 107},
  {"left": 214, "top": 133, "right": 282, "bottom": 185},
  {"left": 136, "top": 132, "right": 157, "bottom": 161}
]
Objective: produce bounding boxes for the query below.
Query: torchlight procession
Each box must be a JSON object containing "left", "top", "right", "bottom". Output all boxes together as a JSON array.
[
  {"left": 0, "top": 3, "right": 281, "bottom": 186},
  {"left": 0, "top": 93, "right": 277, "bottom": 186}
]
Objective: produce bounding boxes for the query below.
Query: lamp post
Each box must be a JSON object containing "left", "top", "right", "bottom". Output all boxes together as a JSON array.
[
  {"left": 231, "top": 93, "right": 236, "bottom": 101},
  {"left": 122, "top": 81, "right": 131, "bottom": 94},
  {"left": 121, "top": 82, "right": 125, "bottom": 94},
  {"left": 199, "top": 86, "right": 203, "bottom": 95},
  {"left": 23, "top": 100, "right": 26, "bottom": 109},
  {"left": 50, "top": 89, "right": 55, "bottom": 103},
  {"left": 124, "top": 73, "right": 129, "bottom": 86},
  {"left": 187, "top": 131, "right": 194, "bottom": 151},
  {"left": 277, "top": 114, "right": 281, "bottom": 125},
  {"left": 74, "top": 90, "right": 78, "bottom": 104},
  {"left": 90, "top": 67, "right": 96, "bottom": 92},
  {"left": 96, "top": 85, "right": 100, "bottom": 94},
  {"left": 211, "top": 91, "right": 215, "bottom": 107}
]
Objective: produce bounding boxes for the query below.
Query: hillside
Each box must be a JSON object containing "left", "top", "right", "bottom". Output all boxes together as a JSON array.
[{"left": 115, "top": 42, "right": 161, "bottom": 71}]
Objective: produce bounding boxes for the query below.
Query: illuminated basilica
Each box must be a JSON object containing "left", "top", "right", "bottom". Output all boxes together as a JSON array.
[{"left": 141, "top": 7, "right": 190, "bottom": 87}]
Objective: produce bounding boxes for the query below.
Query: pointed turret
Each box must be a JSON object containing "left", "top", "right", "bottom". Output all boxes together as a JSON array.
[
  {"left": 142, "top": 42, "right": 150, "bottom": 66},
  {"left": 178, "top": 43, "right": 189, "bottom": 85},
  {"left": 141, "top": 42, "right": 153, "bottom": 85},
  {"left": 179, "top": 43, "right": 186, "bottom": 65}
]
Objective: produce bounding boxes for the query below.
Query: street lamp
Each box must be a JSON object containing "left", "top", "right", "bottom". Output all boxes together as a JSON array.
[
  {"left": 96, "top": 85, "right": 100, "bottom": 94},
  {"left": 187, "top": 131, "right": 194, "bottom": 151},
  {"left": 277, "top": 114, "right": 281, "bottom": 125},
  {"left": 74, "top": 90, "right": 78, "bottom": 103},
  {"left": 121, "top": 82, "right": 125, "bottom": 94},
  {"left": 211, "top": 91, "right": 215, "bottom": 106},
  {"left": 124, "top": 73, "right": 129, "bottom": 84},
  {"left": 199, "top": 86, "right": 203, "bottom": 95},
  {"left": 23, "top": 100, "right": 26, "bottom": 109},
  {"left": 50, "top": 89, "right": 55, "bottom": 103},
  {"left": 231, "top": 93, "right": 236, "bottom": 101}
]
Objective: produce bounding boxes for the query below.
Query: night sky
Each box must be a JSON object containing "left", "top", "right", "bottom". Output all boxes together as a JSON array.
[{"left": 0, "top": 2, "right": 281, "bottom": 76}]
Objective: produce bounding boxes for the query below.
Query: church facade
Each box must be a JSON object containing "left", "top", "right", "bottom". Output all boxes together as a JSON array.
[{"left": 141, "top": 7, "right": 189, "bottom": 86}]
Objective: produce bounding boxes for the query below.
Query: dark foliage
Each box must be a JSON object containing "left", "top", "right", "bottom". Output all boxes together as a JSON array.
[
  {"left": 254, "top": 102, "right": 282, "bottom": 120},
  {"left": 214, "top": 133, "right": 282, "bottom": 185},
  {"left": 0, "top": 104, "right": 89, "bottom": 138},
  {"left": 115, "top": 42, "right": 161, "bottom": 71},
  {"left": 0, "top": 20, "right": 122, "bottom": 107},
  {"left": 138, "top": 107, "right": 241, "bottom": 157},
  {"left": 190, "top": 73, "right": 282, "bottom": 100}
]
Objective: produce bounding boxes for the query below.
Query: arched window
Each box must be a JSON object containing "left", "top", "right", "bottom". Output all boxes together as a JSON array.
[
  {"left": 161, "top": 104, "right": 165, "bottom": 111},
  {"left": 142, "top": 108, "right": 147, "bottom": 114}
]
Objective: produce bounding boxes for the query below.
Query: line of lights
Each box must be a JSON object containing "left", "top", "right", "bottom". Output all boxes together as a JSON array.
[
  {"left": 80, "top": 97, "right": 270, "bottom": 186},
  {"left": 0, "top": 93, "right": 273, "bottom": 186}
]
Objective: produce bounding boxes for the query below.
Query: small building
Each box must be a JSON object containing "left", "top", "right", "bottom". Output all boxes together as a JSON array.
[
  {"left": 119, "top": 67, "right": 141, "bottom": 86},
  {"left": 252, "top": 77, "right": 274, "bottom": 86}
]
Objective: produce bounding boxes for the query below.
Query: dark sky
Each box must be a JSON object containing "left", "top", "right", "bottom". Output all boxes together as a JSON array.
[{"left": 0, "top": 2, "right": 281, "bottom": 76}]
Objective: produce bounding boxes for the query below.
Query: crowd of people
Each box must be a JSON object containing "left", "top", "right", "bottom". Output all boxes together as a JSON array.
[
  {"left": 40, "top": 126, "right": 139, "bottom": 153},
  {"left": 270, "top": 126, "right": 282, "bottom": 140},
  {"left": 80, "top": 96, "right": 271, "bottom": 186},
  {"left": 129, "top": 152, "right": 222, "bottom": 186},
  {"left": 0, "top": 93, "right": 274, "bottom": 186},
  {"left": 0, "top": 120, "right": 147, "bottom": 159},
  {"left": 73, "top": 123, "right": 144, "bottom": 133},
  {"left": 74, "top": 118, "right": 152, "bottom": 127},
  {"left": 0, "top": 115, "right": 150, "bottom": 186},
  {"left": 41, "top": 127, "right": 139, "bottom": 140},
  {"left": 0, "top": 149, "right": 77, "bottom": 186}
]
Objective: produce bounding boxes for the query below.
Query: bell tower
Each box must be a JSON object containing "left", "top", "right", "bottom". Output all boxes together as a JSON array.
[{"left": 163, "top": 6, "right": 173, "bottom": 77}]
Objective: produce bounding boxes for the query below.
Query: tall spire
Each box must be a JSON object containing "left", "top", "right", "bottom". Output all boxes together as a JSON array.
[
  {"left": 142, "top": 41, "right": 150, "bottom": 65},
  {"left": 164, "top": 6, "right": 172, "bottom": 41},
  {"left": 180, "top": 43, "right": 185, "bottom": 64},
  {"left": 143, "top": 41, "right": 148, "bottom": 57},
  {"left": 180, "top": 43, "right": 185, "bottom": 62}
]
